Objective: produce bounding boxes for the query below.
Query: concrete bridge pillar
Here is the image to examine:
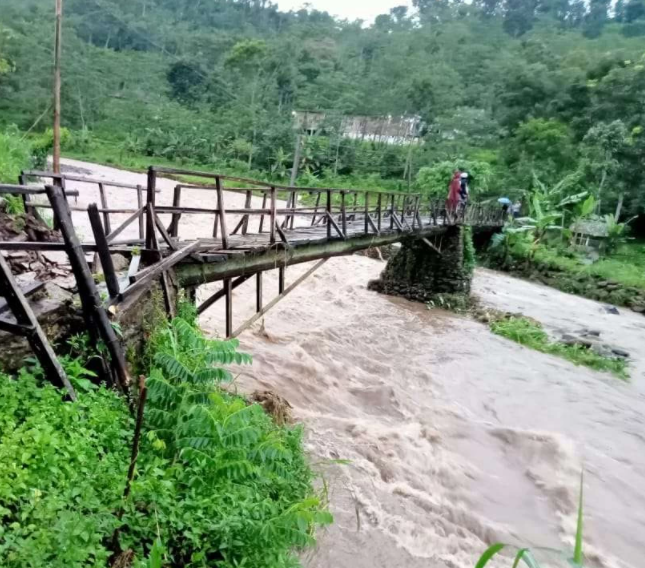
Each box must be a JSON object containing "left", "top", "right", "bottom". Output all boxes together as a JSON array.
[{"left": 368, "top": 226, "right": 475, "bottom": 303}]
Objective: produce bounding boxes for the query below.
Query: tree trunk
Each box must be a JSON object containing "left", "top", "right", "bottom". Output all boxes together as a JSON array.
[{"left": 615, "top": 192, "right": 624, "bottom": 221}]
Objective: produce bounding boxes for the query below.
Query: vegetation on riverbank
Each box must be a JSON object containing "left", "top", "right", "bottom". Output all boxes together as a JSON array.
[
  {"left": 490, "top": 315, "right": 628, "bottom": 379},
  {"left": 0, "top": 309, "right": 330, "bottom": 568}
]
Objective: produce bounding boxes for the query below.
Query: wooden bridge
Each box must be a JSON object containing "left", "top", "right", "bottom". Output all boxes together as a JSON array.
[{"left": 0, "top": 165, "right": 504, "bottom": 396}]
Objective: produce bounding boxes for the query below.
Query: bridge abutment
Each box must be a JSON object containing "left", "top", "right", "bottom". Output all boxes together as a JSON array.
[{"left": 368, "top": 226, "right": 475, "bottom": 302}]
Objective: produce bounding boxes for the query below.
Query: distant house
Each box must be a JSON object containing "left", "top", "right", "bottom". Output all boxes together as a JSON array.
[
  {"left": 571, "top": 218, "right": 609, "bottom": 251},
  {"left": 292, "top": 110, "right": 423, "bottom": 145}
]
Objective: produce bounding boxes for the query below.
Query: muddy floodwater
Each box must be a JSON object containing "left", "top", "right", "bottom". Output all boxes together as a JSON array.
[
  {"left": 201, "top": 260, "right": 645, "bottom": 568},
  {"left": 57, "top": 160, "right": 645, "bottom": 568}
]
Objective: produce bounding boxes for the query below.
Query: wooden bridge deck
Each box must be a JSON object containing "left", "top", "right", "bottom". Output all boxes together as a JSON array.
[{"left": 1, "top": 165, "right": 504, "bottom": 342}]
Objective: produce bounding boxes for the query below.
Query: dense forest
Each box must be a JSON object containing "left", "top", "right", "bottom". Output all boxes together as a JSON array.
[{"left": 2, "top": 0, "right": 645, "bottom": 221}]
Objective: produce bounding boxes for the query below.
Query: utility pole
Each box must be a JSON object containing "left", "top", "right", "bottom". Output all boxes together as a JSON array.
[{"left": 53, "top": 0, "right": 63, "bottom": 174}]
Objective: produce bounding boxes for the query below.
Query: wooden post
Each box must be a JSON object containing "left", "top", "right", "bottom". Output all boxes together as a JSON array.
[
  {"left": 364, "top": 192, "right": 370, "bottom": 234},
  {"left": 341, "top": 191, "right": 347, "bottom": 237},
  {"left": 216, "top": 176, "right": 229, "bottom": 250},
  {"left": 390, "top": 194, "right": 395, "bottom": 230},
  {"left": 377, "top": 193, "right": 382, "bottom": 232},
  {"left": 278, "top": 266, "right": 285, "bottom": 294},
  {"left": 269, "top": 186, "right": 277, "bottom": 245},
  {"left": 169, "top": 185, "right": 182, "bottom": 237},
  {"left": 311, "top": 192, "right": 321, "bottom": 226},
  {"left": 290, "top": 190, "right": 298, "bottom": 229},
  {"left": 136, "top": 185, "right": 144, "bottom": 239},
  {"left": 97, "top": 183, "right": 112, "bottom": 234},
  {"left": 88, "top": 204, "right": 120, "bottom": 300},
  {"left": 53, "top": 0, "right": 63, "bottom": 175},
  {"left": 0, "top": 253, "right": 76, "bottom": 399},
  {"left": 258, "top": 193, "right": 267, "bottom": 234},
  {"left": 256, "top": 271, "right": 263, "bottom": 312},
  {"left": 326, "top": 189, "right": 332, "bottom": 240},
  {"left": 242, "top": 189, "right": 252, "bottom": 235},
  {"left": 46, "top": 184, "right": 131, "bottom": 397},
  {"left": 146, "top": 168, "right": 156, "bottom": 250},
  {"left": 224, "top": 278, "right": 233, "bottom": 338}
]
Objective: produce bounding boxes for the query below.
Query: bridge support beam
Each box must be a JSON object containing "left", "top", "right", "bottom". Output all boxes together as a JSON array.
[{"left": 368, "top": 226, "right": 475, "bottom": 303}]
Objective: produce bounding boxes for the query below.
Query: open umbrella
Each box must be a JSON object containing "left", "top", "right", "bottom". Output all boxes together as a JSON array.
[{"left": 498, "top": 197, "right": 512, "bottom": 206}]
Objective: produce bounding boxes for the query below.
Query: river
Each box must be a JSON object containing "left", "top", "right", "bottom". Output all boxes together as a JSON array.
[{"left": 57, "top": 160, "right": 645, "bottom": 568}]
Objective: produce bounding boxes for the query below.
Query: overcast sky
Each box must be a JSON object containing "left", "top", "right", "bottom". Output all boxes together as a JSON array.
[{"left": 275, "top": 0, "right": 414, "bottom": 22}]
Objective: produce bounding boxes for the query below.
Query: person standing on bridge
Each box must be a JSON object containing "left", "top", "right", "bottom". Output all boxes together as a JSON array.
[
  {"left": 447, "top": 170, "right": 462, "bottom": 220},
  {"left": 459, "top": 172, "right": 470, "bottom": 204}
]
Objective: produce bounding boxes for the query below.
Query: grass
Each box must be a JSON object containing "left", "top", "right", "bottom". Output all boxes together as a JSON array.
[
  {"left": 490, "top": 316, "right": 628, "bottom": 379},
  {"left": 531, "top": 241, "right": 645, "bottom": 290}
]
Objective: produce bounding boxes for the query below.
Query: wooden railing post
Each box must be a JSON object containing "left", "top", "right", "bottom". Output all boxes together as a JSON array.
[
  {"left": 169, "top": 185, "right": 182, "bottom": 238},
  {"left": 377, "top": 193, "right": 382, "bottom": 232},
  {"left": 311, "top": 192, "right": 321, "bottom": 226},
  {"left": 290, "top": 190, "right": 298, "bottom": 229},
  {"left": 270, "top": 186, "right": 277, "bottom": 244},
  {"left": 215, "top": 176, "right": 229, "bottom": 250},
  {"left": 145, "top": 168, "right": 156, "bottom": 250},
  {"left": 390, "top": 194, "right": 395, "bottom": 230},
  {"left": 364, "top": 191, "right": 370, "bottom": 234},
  {"left": 259, "top": 192, "right": 268, "bottom": 233},
  {"left": 278, "top": 266, "right": 285, "bottom": 294},
  {"left": 242, "top": 189, "right": 252, "bottom": 235},
  {"left": 326, "top": 189, "right": 332, "bottom": 240},
  {"left": 341, "top": 191, "right": 347, "bottom": 237},
  {"left": 136, "top": 185, "right": 144, "bottom": 239}
]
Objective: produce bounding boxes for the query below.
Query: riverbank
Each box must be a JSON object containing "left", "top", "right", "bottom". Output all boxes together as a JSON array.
[{"left": 483, "top": 242, "right": 645, "bottom": 314}]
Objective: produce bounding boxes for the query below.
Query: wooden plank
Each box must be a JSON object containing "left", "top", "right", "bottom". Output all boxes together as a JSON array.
[
  {"left": 0, "top": 249, "right": 76, "bottom": 397},
  {"left": 197, "top": 274, "right": 252, "bottom": 315},
  {"left": 106, "top": 206, "right": 145, "bottom": 244},
  {"left": 88, "top": 204, "right": 120, "bottom": 300},
  {"left": 0, "top": 184, "right": 79, "bottom": 197},
  {"left": 47, "top": 184, "right": 130, "bottom": 396},
  {"left": 232, "top": 259, "right": 328, "bottom": 338}
]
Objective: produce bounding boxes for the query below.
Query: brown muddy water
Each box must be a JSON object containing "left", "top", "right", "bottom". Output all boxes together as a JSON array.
[{"left": 57, "top": 160, "right": 645, "bottom": 568}]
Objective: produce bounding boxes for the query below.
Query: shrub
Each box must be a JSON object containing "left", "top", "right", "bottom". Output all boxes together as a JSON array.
[
  {"left": 0, "top": 126, "right": 31, "bottom": 183},
  {"left": 0, "top": 372, "right": 132, "bottom": 568}
]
